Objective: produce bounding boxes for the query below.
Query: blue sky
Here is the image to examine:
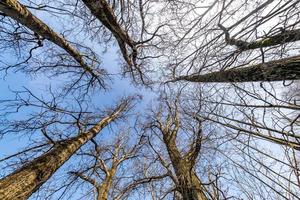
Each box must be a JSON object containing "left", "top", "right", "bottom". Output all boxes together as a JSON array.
[
  {"left": 0, "top": 30, "right": 156, "bottom": 198},
  {"left": 1, "top": 1, "right": 299, "bottom": 199},
  {"left": 0, "top": 42, "right": 155, "bottom": 155},
  {"left": 0, "top": 5, "right": 158, "bottom": 198}
]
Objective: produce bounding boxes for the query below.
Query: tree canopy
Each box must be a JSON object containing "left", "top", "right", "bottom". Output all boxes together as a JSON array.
[{"left": 0, "top": 0, "right": 299, "bottom": 199}]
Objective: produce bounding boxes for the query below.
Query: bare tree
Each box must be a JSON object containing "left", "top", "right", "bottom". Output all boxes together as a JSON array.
[
  {"left": 68, "top": 132, "right": 145, "bottom": 200},
  {"left": 31, "top": 122, "right": 168, "bottom": 200},
  {"left": 172, "top": 55, "right": 300, "bottom": 83},
  {"left": 81, "top": 0, "right": 138, "bottom": 77},
  {"left": 0, "top": 0, "right": 108, "bottom": 93},
  {"left": 180, "top": 83, "right": 300, "bottom": 199},
  {"left": 145, "top": 94, "right": 209, "bottom": 200},
  {"left": 0, "top": 0, "right": 299, "bottom": 199},
  {"left": 0, "top": 89, "right": 136, "bottom": 200}
]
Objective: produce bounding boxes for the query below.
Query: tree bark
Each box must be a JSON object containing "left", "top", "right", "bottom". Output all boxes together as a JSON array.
[
  {"left": 0, "top": 0, "right": 100, "bottom": 80},
  {"left": 173, "top": 55, "right": 300, "bottom": 83},
  {"left": 81, "top": 0, "right": 134, "bottom": 47},
  {"left": 96, "top": 168, "right": 116, "bottom": 200},
  {"left": 219, "top": 24, "right": 300, "bottom": 51},
  {"left": 162, "top": 128, "right": 207, "bottom": 199},
  {"left": 0, "top": 100, "right": 129, "bottom": 200},
  {"left": 81, "top": 0, "right": 137, "bottom": 67},
  {"left": 172, "top": 160, "right": 207, "bottom": 200}
]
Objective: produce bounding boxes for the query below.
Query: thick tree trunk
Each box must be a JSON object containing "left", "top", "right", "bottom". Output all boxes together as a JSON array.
[
  {"left": 173, "top": 55, "right": 300, "bottom": 83},
  {"left": 163, "top": 133, "right": 207, "bottom": 200},
  {"left": 0, "top": 0, "right": 99, "bottom": 79},
  {"left": 174, "top": 162, "right": 207, "bottom": 200},
  {"left": 0, "top": 100, "right": 128, "bottom": 200},
  {"left": 81, "top": 0, "right": 137, "bottom": 68},
  {"left": 81, "top": 0, "right": 134, "bottom": 48},
  {"left": 220, "top": 23, "right": 300, "bottom": 51},
  {"left": 96, "top": 168, "right": 116, "bottom": 200},
  {"left": 235, "top": 28, "right": 300, "bottom": 50}
]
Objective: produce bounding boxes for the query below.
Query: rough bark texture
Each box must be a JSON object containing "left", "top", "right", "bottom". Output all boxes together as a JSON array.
[
  {"left": 96, "top": 168, "right": 116, "bottom": 200},
  {"left": 0, "top": 0, "right": 99, "bottom": 79},
  {"left": 70, "top": 169, "right": 115, "bottom": 200},
  {"left": 174, "top": 55, "right": 300, "bottom": 83},
  {"left": 0, "top": 101, "right": 128, "bottom": 200},
  {"left": 82, "top": 0, "right": 134, "bottom": 47},
  {"left": 160, "top": 116, "right": 207, "bottom": 200},
  {"left": 220, "top": 24, "right": 300, "bottom": 50},
  {"left": 240, "top": 28, "right": 300, "bottom": 50},
  {"left": 81, "top": 0, "right": 137, "bottom": 66},
  {"left": 164, "top": 139, "right": 207, "bottom": 200}
]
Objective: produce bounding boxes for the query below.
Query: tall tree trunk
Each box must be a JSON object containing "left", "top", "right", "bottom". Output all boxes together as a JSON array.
[
  {"left": 0, "top": 0, "right": 100, "bottom": 80},
  {"left": 96, "top": 168, "right": 116, "bottom": 200},
  {"left": 219, "top": 24, "right": 300, "bottom": 51},
  {"left": 174, "top": 162, "right": 207, "bottom": 200},
  {"left": 173, "top": 55, "right": 300, "bottom": 83},
  {"left": 162, "top": 131, "right": 207, "bottom": 199},
  {"left": 81, "top": 0, "right": 137, "bottom": 67},
  {"left": 81, "top": 0, "right": 134, "bottom": 47},
  {"left": 0, "top": 99, "right": 130, "bottom": 200}
]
